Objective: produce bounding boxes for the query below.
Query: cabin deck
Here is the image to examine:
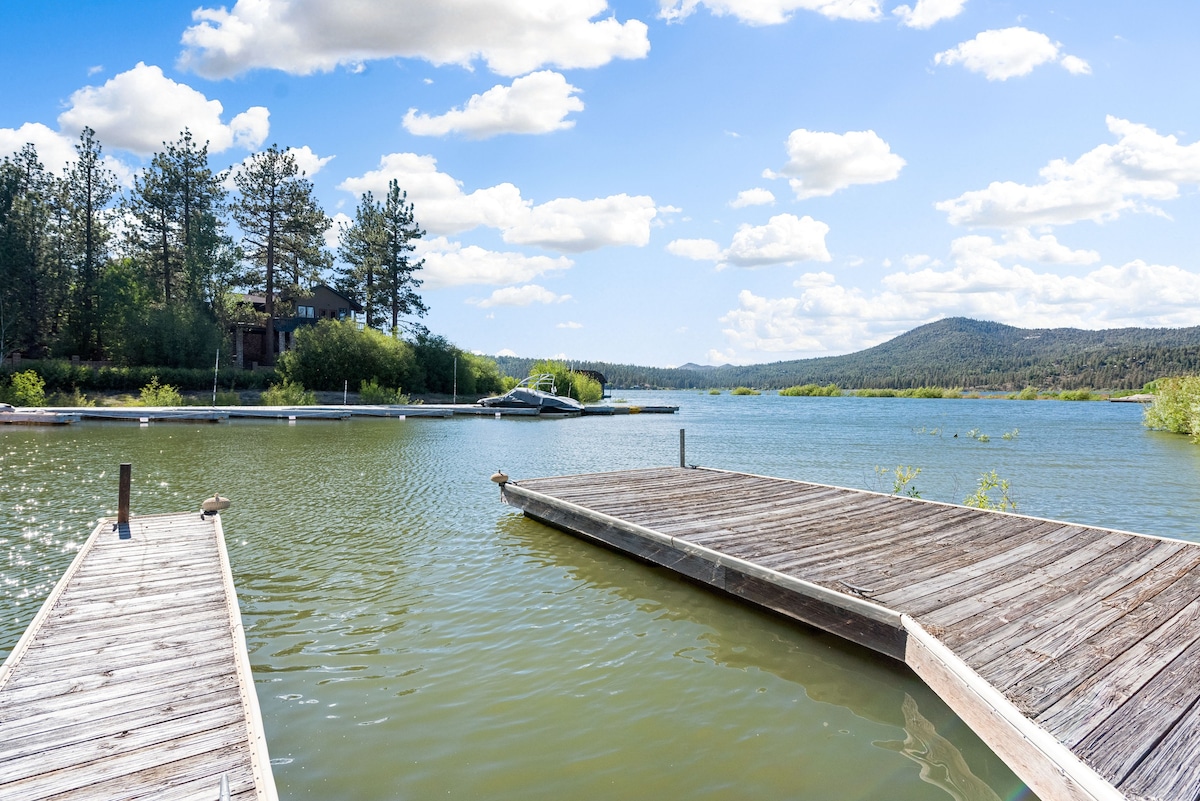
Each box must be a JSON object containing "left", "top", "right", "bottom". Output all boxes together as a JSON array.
[
  {"left": 502, "top": 466, "right": 1200, "bottom": 801},
  {"left": 0, "top": 512, "right": 276, "bottom": 800}
]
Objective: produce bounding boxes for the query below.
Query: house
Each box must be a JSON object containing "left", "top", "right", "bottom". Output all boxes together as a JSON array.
[{"left": 231, "top": 284, "right": 364, "bottom": 368}]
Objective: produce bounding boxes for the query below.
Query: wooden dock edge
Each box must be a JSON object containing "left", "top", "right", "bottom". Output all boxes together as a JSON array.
[
  {"left": 502, "top": 481, "right": 907, "bottom": 659},
  {"left": 213, "top": 513, "right": 280, "bottom": 801},
  {"left": 902, "top": 618, "right": 1123, "bottom": 801},
  {"left": 502, "top": 478, "right": 1131, "bottom": 801},
  {"left": 0, "top": 518, "right": 108, "bottom": 690}
]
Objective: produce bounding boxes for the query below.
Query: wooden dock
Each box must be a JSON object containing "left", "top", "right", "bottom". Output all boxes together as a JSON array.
[
  {"left": 0, "top": 512, "right": 277, "bottom": 800},
  {"left": 501, "top": 466, "right": 1200, "bottom": 801}
]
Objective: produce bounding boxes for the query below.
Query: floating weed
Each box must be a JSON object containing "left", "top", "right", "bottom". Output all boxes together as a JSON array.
[{"left": 1002, "top": 428, "right": 1019, "bottom": 440}]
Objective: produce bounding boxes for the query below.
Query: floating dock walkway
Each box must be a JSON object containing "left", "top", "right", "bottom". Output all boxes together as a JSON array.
[
  {"left": 501, "top": 466, "right": 1200, "bottom": 801},
  {"left": 0, "top": 510, "right": 276, "bottom": 800}
]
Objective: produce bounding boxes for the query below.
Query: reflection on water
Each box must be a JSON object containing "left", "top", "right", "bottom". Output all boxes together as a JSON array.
[
  {"left": 6, "top": 394, "right": 1192, "bottom": 799},
  {"left": 878, "top": 695, "right": 1007, "bottom": 801}
]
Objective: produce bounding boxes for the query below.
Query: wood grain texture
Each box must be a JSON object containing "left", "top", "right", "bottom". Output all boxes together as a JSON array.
[
  {"left": 508, "top": 466, "right": 1200, "bottom": 801},
  {"left": 0, "top": 513, "right": 278, "bottom": 801}
]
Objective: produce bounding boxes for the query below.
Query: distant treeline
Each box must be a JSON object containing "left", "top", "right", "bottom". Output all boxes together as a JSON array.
[{"left": 498, "top": 318, "right": 1200, "bottom": 392}]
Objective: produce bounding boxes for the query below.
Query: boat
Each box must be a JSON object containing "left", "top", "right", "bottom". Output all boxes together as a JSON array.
[
  {"left": 0, "top": 404, "right": 81, "bottom": 425},
  {"left": 479, "top": 374, "right": 584, "bottom": 414}
]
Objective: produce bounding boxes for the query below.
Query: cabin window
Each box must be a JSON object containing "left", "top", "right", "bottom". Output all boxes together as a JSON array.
[{"left": 298, "top": 305, "right": 315, "bottom": 318}]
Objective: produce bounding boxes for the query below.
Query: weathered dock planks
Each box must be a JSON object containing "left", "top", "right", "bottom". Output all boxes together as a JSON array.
[
  {"left": 0, "top": 512, "right": 277, "bottom": 800},
  {"left": 501, "top": 466, "right": 1200, "bottom": 801}
]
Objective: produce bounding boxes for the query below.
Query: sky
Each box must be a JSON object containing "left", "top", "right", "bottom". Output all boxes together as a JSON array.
[{"left": 2, "top": 1, "right": 1199, "bottom": 368}]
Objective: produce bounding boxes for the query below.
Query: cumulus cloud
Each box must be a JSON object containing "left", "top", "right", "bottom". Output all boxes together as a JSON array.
[
  {"left": 56, "top": 62, "right": 268, "bottom": 155},
  {"left": 417, "top": 237, "right": 573, "bottom": 288},
  {"left": 471, "top": 284, "right": 571, "bottom": 308},
  {"left": 658, "top": 0, "right": 882, "bottom": 25},
  {"left": 179, "top": 0, "right": 649, "bottom": 78},
  {"left": 668, "top": 213, "right": 831, "bottom": 267},
  {"left": 767, "top": 128, "right": 905, "bottom": 199},
  {"left": 934, "top": 27, "right": 1090, "bottom": 81},
  {"left": 949, "top": 229, "right": 1100, "bottom": 267},
  {"left": 713, "top": 246, "right": 1200, "bottom": 360},
  {"left": 0, "top": 123, "right": 80, "bottom": 173},
  {"left": 403, "top": 71, "right": 583, "bottom": 139},
  {"left": 730, "top": 188, "right": 775, "bottom": 207},
  {"left": 936, "top": 117, "right": 1200, "bottom": 227},
  {"left": 892, "top": 0, "right": 966, "bottom": 28},
  {"left": 339, "top": 153, "right": 658, "bottom": 252}
]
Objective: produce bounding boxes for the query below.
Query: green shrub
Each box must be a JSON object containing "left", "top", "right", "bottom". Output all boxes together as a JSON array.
[
  {"left": 1013, "top": 386, "right": 1039, "bottom": 400},
  {"left": 10, "top": 370, "right": 46, "bottom": 406},
  {"left": 730, "top": 386, "right": 760, "bottom": 395},
  {"left": 1059, "top": 389, "right": 1096, "bottom": 401},
  {"left": 278, "top": 320, "right": 416, "bottom": 392},
  {"left": 708, "top": 388, "right": 721, "bottom": 395},
  {"left": 359, "top": 379, "right": 410, "bottom": 405},
  {"left": 855, "top": 388, "right": 897, "bottom": 397},
  {"left": 213, "top": 391, "right": 241, "bottom": 406},
  {"left": 138, "top": 377, "right": 183, "bottom": 406},
  {"left": 46, "top": 387, "right": 94, "bottom": 407},
  {"left": 1144, "top": 376, "right": 1200, "bottom": 441},
  {"left": 261, "top": 380, "right": 316, "bottom": 406},
  {"left": 779, "top": 383, "right": 841, "bottom": 397}
]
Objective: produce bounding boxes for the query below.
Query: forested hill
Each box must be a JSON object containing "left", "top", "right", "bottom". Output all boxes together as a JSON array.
[{"left": 495, "top": 318, "right": 1200, "bottom": 391}]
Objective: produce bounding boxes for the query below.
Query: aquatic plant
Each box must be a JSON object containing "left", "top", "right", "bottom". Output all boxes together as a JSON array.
[
  {"left": 779, "top": 383, "right": 840, "bottom": 396},
  {"left": 1144, "top": 376, "right": 1200, "bottom": 442},
  {"left": 1013, "top": 386, "right": 1039, "bottom": 400},
  {"left": 708, "top": 389, "right": 721, "bottom": 395},
  {"left": 730, "top": 386, "right": 761, "bottom": 395},
  {"left": 964, "top": 471, "right": 1016, "bottom": 511},
  {"left": 1058, "top": 389, "right": 1097, "bottom": 401},
  {"left": 876, "top": 465, "right": 922, "bottom": 498}
]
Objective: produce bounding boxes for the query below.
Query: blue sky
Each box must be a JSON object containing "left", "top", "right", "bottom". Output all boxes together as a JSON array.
[{"left": 3, "top": 1, "right": 1199, "bottom": 367}]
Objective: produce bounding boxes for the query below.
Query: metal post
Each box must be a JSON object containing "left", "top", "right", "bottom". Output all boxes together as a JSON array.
[
  {"left": 679, "top": 428, "right": 686, "bottom": 468},
  {"left": 118, "top": 463, "right": 131, "bottom": 524}
]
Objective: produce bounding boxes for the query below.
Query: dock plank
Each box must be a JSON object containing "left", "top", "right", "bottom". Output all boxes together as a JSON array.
[
  {"left": 504, "top": 466, "right": 1200, "bottom": 801},
  {"left": 0, "top": 512, "right": 277, "bottom": 800}
]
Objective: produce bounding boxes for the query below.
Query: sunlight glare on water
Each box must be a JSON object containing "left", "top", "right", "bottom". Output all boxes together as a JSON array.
[{"left": 5, "top": 393, "right": 1197, "bottom": 800}]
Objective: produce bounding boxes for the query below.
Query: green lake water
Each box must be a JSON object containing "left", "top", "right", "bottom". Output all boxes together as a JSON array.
[{"left": 3, "top": 393, "right": 1198, "bottom": 800}]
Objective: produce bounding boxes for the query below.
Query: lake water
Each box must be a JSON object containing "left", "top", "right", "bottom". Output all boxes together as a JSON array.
[{"left": 3, "top": 393, "right": 1198, "bottom": 800}]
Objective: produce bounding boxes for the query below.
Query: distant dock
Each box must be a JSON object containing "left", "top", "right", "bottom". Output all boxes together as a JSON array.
[
  {"left": 0, "top": 508, "right": 276, "bottom": 799},
  {"left": 501, "top": 466, "right": 1200, "bottom": 801}
]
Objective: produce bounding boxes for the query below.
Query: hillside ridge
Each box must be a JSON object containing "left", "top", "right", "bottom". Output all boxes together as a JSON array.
[{"left": 495, "top": 318, "right": 1200, "bottom": 391}]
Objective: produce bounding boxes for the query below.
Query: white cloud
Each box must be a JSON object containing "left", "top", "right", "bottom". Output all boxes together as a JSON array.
[
  {"left": 949, "top": 229, "right": 1100, "bottom": 267},
  {"left": 403, "top": 71, "right": 584, "bottom": 139},
  {"left": 937, "top": 117, "right": 1200, "bottom": 227},
  {"left": 713, "top": 248, "right": 1200, "bottom": 360},
  {"left": 659, "top": 0, "right": 882, "bottom": 25},
  {"left": 339, "top": 153, "right": 657, "bottom": 252},
  {"left": 556, "top": 321, "right": 583, "bottom": 329},
  {"left": 668, "top": 214, "right": 831, "bottom": 267},
  {"left": 327, "top": 212, "right": 352, "bottom": 250},
  {"left": 892, "top": 0, "right": 966, "bottom": 29},
  {"left": 504, "top": 194, "right": 657, "bottom": 252},
  {"left": 417, "top": 237, "right": 573, "bottom": 288},
  {"left": 934, "top": 27, "right": 1089, "bottom": 81},
  {"left": 471, "top": 284, "right": 571, "bottom": 308},
  {"left": 769, "top": 128, "right": 905, "bottom": 199},
  {"left": 287, "top": 144, "right": 334, "bottom": 176},
  {"left": 0, "top": 123, "right": 79, "bottom": 173},
  {"left": 667, "top": 238, "right": 724, "bottom": 261},
  {"left": 495, "top": 348, "right": 519, "bottom": 357},
  {"left": 57, "top": 62, "right": 268, "bottom": 155},
  {"left": 180, "top": 0, "right": 650, "bottom": 79},
  {"left": 730, "top": 187, "right": 775, "bottom": 207}
]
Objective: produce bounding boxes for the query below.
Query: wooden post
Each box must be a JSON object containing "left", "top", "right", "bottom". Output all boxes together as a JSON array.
[
  {"left": 679, "top": 428, "right": 686, "bottom": 468},
  {"left": 118, "top": 463, "right": 131, "bottom": 524}
]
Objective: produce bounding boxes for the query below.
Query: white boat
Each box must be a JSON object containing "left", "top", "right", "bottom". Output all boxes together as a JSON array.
[
  {"left": 0, "top": 404, "right": 80, "bottom": 425},
  {"left": 479, "top": 374, "right": 584, "bottom": 414}
]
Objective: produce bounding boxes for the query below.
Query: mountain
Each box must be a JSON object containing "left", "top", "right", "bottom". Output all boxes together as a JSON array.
[{"left": 494, "top": 318, "right": 1200, "bottom": 391}]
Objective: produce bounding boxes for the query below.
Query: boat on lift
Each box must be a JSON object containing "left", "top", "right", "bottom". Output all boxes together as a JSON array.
[{"left": 479, "top": 374, "right": 584, "bottom": 414}]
